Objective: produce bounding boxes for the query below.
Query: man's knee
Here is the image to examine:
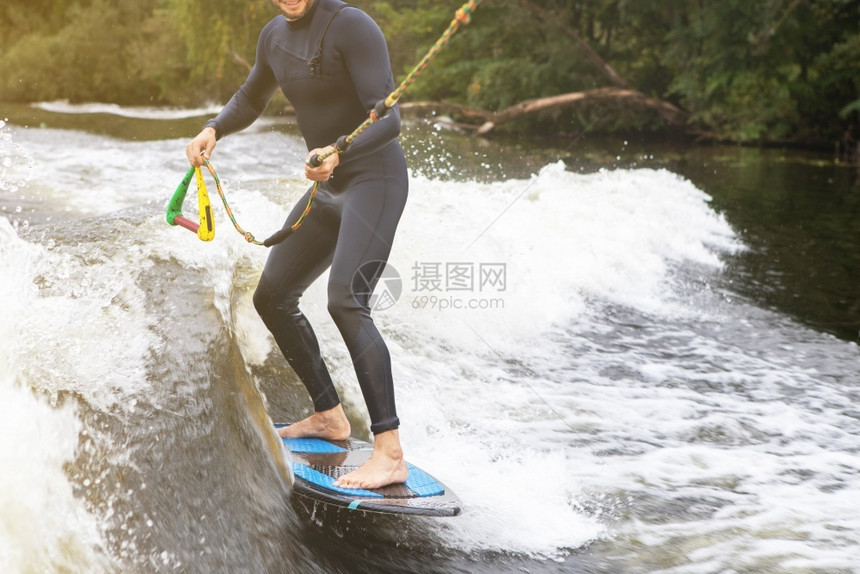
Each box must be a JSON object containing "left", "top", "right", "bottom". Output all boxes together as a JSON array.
[
  {"left": 254, "top": 276, "right": 299, "bottom": 320},
  {"left": 253, "top": 277, "right": 274, "bottom": 316},
  {"left": 327, "top": 282, "right": 365, "bottom": 330}
]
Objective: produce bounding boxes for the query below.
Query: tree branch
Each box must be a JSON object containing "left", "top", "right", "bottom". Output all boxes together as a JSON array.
[
  {"left": 754, "top": 0, "right": 804, "bottom": 47},
  {"left": 230, "top": 49, "right": 253, "bottom": 73},
  {"left": 518, "top": 0, "right": 631, "bottom": 89},
  {"left": 400, "top": 88, "right": 688, "bottom": 135}
]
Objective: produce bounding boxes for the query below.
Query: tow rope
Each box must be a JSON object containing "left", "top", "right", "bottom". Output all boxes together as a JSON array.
[{"left": 167, "top": 0, "right": 481, "bottom": 247}]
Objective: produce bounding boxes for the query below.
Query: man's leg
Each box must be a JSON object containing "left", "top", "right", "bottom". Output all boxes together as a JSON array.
[
  {"left": 327, "top": 171, "right": 409, "bottom": 488},
  {"left": 253, "top": 186, "right": 350, "bottom": 440}
]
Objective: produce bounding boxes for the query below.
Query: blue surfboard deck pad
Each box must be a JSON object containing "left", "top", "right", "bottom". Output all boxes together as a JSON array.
[{"left": 275, "top": 424, "right": 461, "bottom": 517}]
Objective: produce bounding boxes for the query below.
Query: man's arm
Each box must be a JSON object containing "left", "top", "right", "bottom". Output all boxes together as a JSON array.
[
  {"left": 334, "top": 8, "right": 402, "bottom": 162},
  {"left": 203, "top": 59, "right": 279, "bottom": 140}
]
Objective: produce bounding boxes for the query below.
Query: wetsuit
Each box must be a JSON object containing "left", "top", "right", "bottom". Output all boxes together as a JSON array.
[{"left": 205, "top": 0, "right": 407, "bottom": 435}]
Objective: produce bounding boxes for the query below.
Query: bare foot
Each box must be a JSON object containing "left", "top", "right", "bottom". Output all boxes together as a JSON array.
[
  {"left": 278, "top": 404, "right": 351, "bottom": 441},
  {"left": 334, "top": 429, "right": 408, "bottom": 490}
]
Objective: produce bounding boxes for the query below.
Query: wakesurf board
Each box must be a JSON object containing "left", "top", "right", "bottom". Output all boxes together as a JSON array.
[{"left": 276, "top": 424, "right": 461, "bottom": 517}]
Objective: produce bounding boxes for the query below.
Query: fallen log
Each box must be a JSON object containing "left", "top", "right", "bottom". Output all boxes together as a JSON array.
[{"left": 399, "top": 87, "right": 687, "bottom": 135}]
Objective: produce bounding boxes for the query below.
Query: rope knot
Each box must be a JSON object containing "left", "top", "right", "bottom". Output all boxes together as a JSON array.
[{"left": 455, "top": 1, "right": 476, "bottom": 24}]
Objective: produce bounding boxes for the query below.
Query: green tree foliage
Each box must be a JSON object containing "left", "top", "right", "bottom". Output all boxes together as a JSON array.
[
  {"left": 0, "top": 0, "right": 857, "bottom": 148},
  {"left": 162, "top": 0, "right": 276, "bottom": 100},
  {"left": 0, "top": 0, "right": 161, "bottom": 103},
  {"left": 657, "top": 0, "right": 860, "bottom": 143},
  {"left": 0, "top": 0, "right": 274, "bottom": 105},
  {"left": 374, "top": 0, "right": 611, "bottom": 108},
  {"left": 789, "top": 0, "right": 860, "bottom": 144},
  {"left": 397, "top": 0, "right": 857, "bottom": 144}
]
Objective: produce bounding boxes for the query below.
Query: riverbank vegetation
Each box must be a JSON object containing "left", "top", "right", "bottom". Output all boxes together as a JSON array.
[{"left": 1, "top": 0, "right": 857, "bottom": 156}]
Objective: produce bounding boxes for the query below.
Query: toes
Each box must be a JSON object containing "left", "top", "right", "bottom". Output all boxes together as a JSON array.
[{"left": 334, "top": 475, "right": 367, "bottom": 489}]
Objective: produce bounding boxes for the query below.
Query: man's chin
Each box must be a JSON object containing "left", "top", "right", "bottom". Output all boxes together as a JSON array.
[{"left": 274, "top": 0, "right": 314, "bottom": 21}]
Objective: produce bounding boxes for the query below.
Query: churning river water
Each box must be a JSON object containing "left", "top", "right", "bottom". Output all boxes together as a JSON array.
[{"left": 1, "top": 102, "right": 859, "bottom": 573}]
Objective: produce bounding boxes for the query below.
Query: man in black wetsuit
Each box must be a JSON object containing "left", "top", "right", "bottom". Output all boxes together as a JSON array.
[{"left": 185, "top": 0, "right": 408, "bottom": 490}]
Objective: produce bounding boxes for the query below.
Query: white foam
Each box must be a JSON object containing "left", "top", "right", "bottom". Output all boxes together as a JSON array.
[
  {"left": 384, "top": 163, "right": 739, "bottom": 354},
  {"left": 4, "top": 229, "right": 157, "bottom": 409},
  {"left": 32, "top": 100, "right": 224, "bottom": 120},
  {"left": 528, "top": 315, "right": 860, "bottom": 571},
  {"left": 0, "top": 381, "right": 108, "bottom": 573},
  {"left": 0, "top": 119, "right": 36, "bottom": 197},
  {"left": 0, "top": 219, "right": 107, "bottom": 572}
]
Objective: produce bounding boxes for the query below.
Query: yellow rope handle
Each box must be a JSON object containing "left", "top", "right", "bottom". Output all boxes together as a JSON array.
[{"left": 194, "top": 166, "right": 216, "bottom": 241}]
